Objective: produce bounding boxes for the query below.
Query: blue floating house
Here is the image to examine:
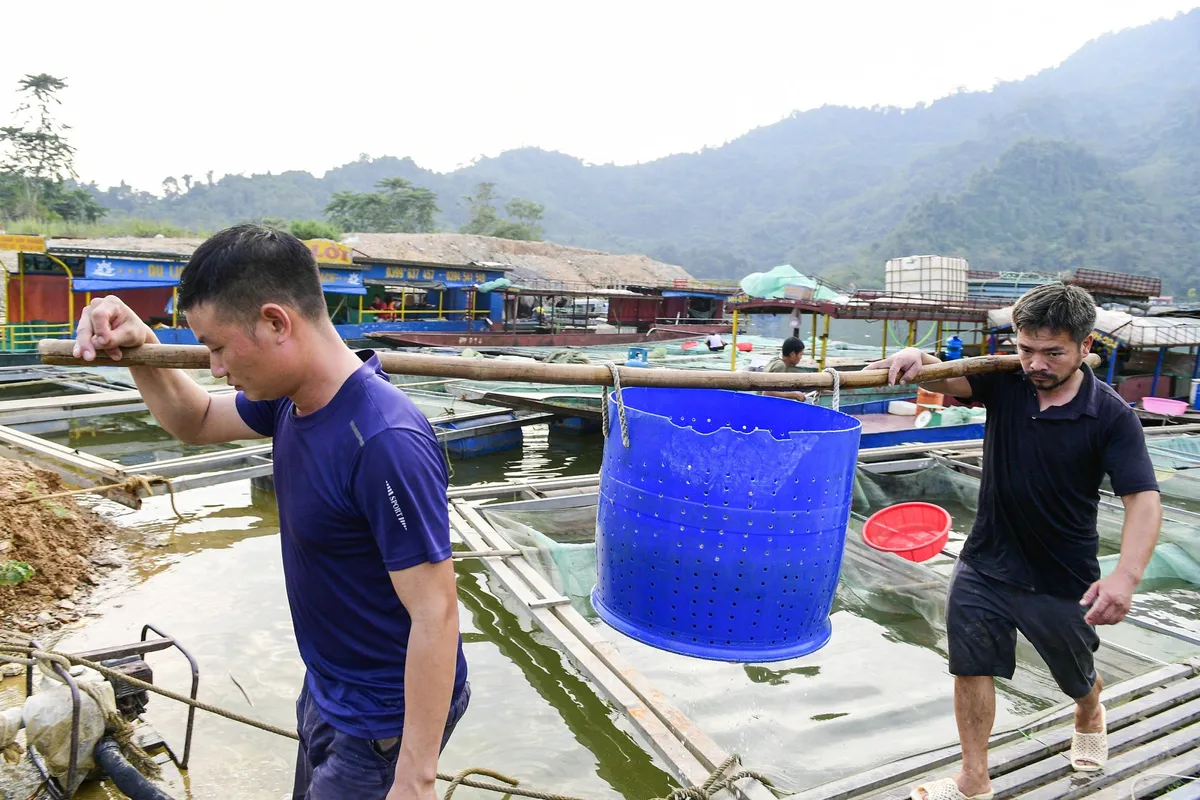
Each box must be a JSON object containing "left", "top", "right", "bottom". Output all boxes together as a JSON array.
[{"left": 1, "top": 236, "right": 509, "bottom": 350}]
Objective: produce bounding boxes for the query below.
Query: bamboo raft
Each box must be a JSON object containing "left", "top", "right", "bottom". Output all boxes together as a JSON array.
[{"left": 789, "top": 658, "right": 1200, "bottom": 800}]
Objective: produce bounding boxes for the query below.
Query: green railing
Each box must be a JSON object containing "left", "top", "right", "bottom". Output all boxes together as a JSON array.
[{"left": 0, "top": 322, "right": 74, "bottom": 352}]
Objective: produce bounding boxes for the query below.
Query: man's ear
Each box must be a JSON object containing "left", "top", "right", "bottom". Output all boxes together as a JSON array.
[{"left": 259, "top": 303, "right": 293, "bottom": 343}]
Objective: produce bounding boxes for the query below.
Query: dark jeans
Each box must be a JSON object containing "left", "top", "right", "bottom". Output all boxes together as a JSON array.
[
  {"left": 947, "top": 560, "right": 1099, "bottom": 699},
  {"left": 291, "top": 680, "right": 471, "bottom": 799}
]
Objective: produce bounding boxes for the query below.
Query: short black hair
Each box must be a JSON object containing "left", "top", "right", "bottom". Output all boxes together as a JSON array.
[
  {"left": 1012, "top": 283, "right": 1096, "bottom": 344},
  {"left": 782, "top": 337, "right": 806, "bottom": 357},
  {"left": 178, "top": 223, "right": 328, "bottom": 325}
]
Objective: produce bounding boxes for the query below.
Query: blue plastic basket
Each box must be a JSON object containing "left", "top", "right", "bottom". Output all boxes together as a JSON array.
[{"left": 593, "top": 388, "right": 862, "bottom": 662}]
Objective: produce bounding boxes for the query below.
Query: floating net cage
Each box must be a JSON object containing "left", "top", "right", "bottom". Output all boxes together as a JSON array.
[{"left": 480, "top": 447, "right": 1200, "bottom": 681}]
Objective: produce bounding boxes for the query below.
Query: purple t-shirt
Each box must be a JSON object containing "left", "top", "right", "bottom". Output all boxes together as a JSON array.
[{"left": 236, "top": 351, "right": 467, "bottom": 739}]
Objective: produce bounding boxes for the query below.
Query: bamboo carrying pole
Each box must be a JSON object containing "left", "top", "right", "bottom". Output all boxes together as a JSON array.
[{"left": 38, "top": 340, "right": 1102, "bottom": 392}]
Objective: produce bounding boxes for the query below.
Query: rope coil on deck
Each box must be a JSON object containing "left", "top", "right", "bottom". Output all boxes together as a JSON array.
[
  {"left": 600, "top": 363, "right": 630, "bottom": 448},
  {"left": 1, "top": 631, "right": 778, "bottom": 800}
]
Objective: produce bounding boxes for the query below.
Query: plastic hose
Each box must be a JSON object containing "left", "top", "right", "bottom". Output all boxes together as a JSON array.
[{"left": 93, "top": 737, "right": 175, "bottom": 800}]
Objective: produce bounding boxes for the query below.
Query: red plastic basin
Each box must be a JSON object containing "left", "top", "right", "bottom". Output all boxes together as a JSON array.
[{"left": 862, "top": 502, "right": 951, "bottom": 562}]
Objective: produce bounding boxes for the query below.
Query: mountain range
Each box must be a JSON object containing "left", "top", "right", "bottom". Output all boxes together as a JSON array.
[{"left": 90, "top": 9, "right": 1200, "bottom": 292}]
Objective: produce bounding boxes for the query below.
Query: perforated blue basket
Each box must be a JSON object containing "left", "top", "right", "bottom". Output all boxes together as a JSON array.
[{"left": 593, "top": 388, "right": 862, "bottom": 662}]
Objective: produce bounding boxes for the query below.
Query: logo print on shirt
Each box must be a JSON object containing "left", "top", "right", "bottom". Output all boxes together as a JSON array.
[{"left": 385, "top": 481, "right": 408, "bottom": 530}]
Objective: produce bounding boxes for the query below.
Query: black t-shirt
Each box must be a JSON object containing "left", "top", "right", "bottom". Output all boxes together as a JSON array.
[{"left": 955, "top": 365, "right": 1160, "bottom": 599}]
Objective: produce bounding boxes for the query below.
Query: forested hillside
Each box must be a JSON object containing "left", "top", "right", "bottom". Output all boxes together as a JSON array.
[{"left": 85, "top": 10, "right": 1200, "bottom": 290}]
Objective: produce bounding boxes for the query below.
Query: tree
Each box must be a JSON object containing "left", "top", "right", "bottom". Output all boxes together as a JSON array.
[
  {"left": 50, "top": 187, "right": 106, "bottom": 222},
  {"left": 162, "top": 176, "right": 180, "bottom": 197},
  {"left": 181, "top": 174, "right": 193, "bottom": 192},
  {"left": 289, "top": 219, "right": 343, "bottom": 240},
  {"left": 460, "top": 182, "right": 500, "bottom": 235},
  {"left": 323, "top": 177, "right": 439, "bottom": 233},
  {"left": 0, "top": 74, "right": 76, "bottom": 217},
  {"left": 460, "top": 183, "right": 546, "bottom": 240},
  {"left": 502, "top": 197, "right": 545, "bottom": 240}
]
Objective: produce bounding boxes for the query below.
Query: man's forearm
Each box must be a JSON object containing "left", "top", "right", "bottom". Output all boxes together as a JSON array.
[
  {"left": 1114, "top": 491, "right": 1163, "bottom": 584},
  {"left": 394, "top": 611, "right": 458, "bottom": 787},
  {"left": 128, "top": 328, "right": 215, "bottom": 443},
  {"left": 764, "top": 390, "right": 808, "bottom": 402}
]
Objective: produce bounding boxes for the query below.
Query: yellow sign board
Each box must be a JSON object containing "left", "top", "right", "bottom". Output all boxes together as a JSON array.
[
  {"left": 0, "top": 234, "right": 46, "bottom": 253},
  {"left": 303, "top": 238, "right": 354, "bottom": 266}
]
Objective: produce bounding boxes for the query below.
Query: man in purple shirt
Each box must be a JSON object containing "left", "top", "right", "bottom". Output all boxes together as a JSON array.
[{"left": 71, "top": 224, "right": 469, "bottom": 800}]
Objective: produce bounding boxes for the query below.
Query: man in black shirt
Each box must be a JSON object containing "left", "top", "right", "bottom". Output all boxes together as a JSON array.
[{"left": 867, "top": 284, "right": 1162, "bottom": 800}]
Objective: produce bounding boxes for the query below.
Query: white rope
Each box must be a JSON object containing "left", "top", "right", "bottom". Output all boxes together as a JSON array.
[
  {"left": 823, "top": 367, "right": 841, "bottom": 411},
  {"left": 600, "top": 363, "right": 630, "bottom": 448}
]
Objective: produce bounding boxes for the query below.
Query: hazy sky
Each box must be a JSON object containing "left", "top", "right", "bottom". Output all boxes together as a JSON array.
[{"left": 1, "top": 1, "right": 1195, "bottom": 193}]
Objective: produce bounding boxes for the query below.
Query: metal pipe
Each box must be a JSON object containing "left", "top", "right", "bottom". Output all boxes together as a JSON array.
[
  {"left": 142, "top": 623, "right": 199, "bottom": 769},
  {"left": 730, "top": 309, "right": 739, "bottom": 371},
  {"left": 1151, "top": 347, "right": 1167, "bottom": 397},
  {"left": 44, "top": 254, "right": 74, "bottom": 329},
  {"left": 18, "top": 251, "right": 25, "bottom": 323},
  {"left": 819, "top": 313, "right": 830, "bottom": 371}
]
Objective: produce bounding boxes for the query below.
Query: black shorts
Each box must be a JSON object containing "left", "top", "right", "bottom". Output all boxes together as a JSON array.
[{"left": 946, "top": 560, "right": 1099, "bottom": 699}]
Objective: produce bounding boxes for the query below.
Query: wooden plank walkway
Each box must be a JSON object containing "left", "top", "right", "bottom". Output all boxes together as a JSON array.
[
  {"left": 790, "top": 659, "right": 1200, "bottom": 800},
  {"left": 447, "top": 495, "right": 777, "bottom": 800}
]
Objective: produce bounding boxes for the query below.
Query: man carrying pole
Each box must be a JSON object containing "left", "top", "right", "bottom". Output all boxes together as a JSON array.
[
  {"left": 867, "top": 283, "right": 1162, "bottom": 800},
  {"left": 70, "top": 224, "right": 469, "bottom": 800}
]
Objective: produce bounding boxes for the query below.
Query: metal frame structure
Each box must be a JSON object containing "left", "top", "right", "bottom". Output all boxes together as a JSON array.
[{"left": 23, "top": 624, "right": 199, "bottom": 799}]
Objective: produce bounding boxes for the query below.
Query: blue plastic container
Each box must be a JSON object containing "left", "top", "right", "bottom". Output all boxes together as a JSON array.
[
  {"left": 593, "top": 388, "right": 862, "bottom": 662},
  {"left": 625, "top": 347, "right": 651, "bottom": 368},
  {"left": 945, "top": 336, "right": 963, "bottom": 360},
  {"left": 435, "top": 413, "right": 523, "bottom": 459}
]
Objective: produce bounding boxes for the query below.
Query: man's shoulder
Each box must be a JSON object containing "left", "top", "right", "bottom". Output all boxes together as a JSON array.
[
  {"left": 360, "top": 375, "right": 433, "bottom": 426},
  {"left": 964, "top": 369, "right": 1023, "bottom": 399},
  {"left": 1092, "top": 379, "right": 1138, "bottom": 424},
  {"left": 980, "top": 370, "right": 1025, "bottom": 389}
]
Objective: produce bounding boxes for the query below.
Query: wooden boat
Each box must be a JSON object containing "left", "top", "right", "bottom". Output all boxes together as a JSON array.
[{"left": 367, "top": 324, "right": 731, "bottom": 349}]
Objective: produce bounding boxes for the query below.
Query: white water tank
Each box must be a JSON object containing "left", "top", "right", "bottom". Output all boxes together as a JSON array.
[{"left": 885, "top": 255, "right": 969, "bottom": 299}]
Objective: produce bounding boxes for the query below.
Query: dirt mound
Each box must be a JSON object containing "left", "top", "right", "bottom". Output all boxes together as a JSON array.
[{"left": 0, "top": 459, "right": 116, "bottom": 627}]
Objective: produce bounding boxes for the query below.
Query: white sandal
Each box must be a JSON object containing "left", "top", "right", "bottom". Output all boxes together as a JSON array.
[
  {"left": 910, "top": 777, "right": 995, "bottom": 800},
  {"left": 1071, "top": 704, "right": 1108, "bottom": 772}
]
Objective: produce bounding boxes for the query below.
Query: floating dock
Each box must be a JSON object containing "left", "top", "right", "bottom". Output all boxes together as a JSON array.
[{"left": 790, "top": 658, "right": 1200, "bottom": 800}]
